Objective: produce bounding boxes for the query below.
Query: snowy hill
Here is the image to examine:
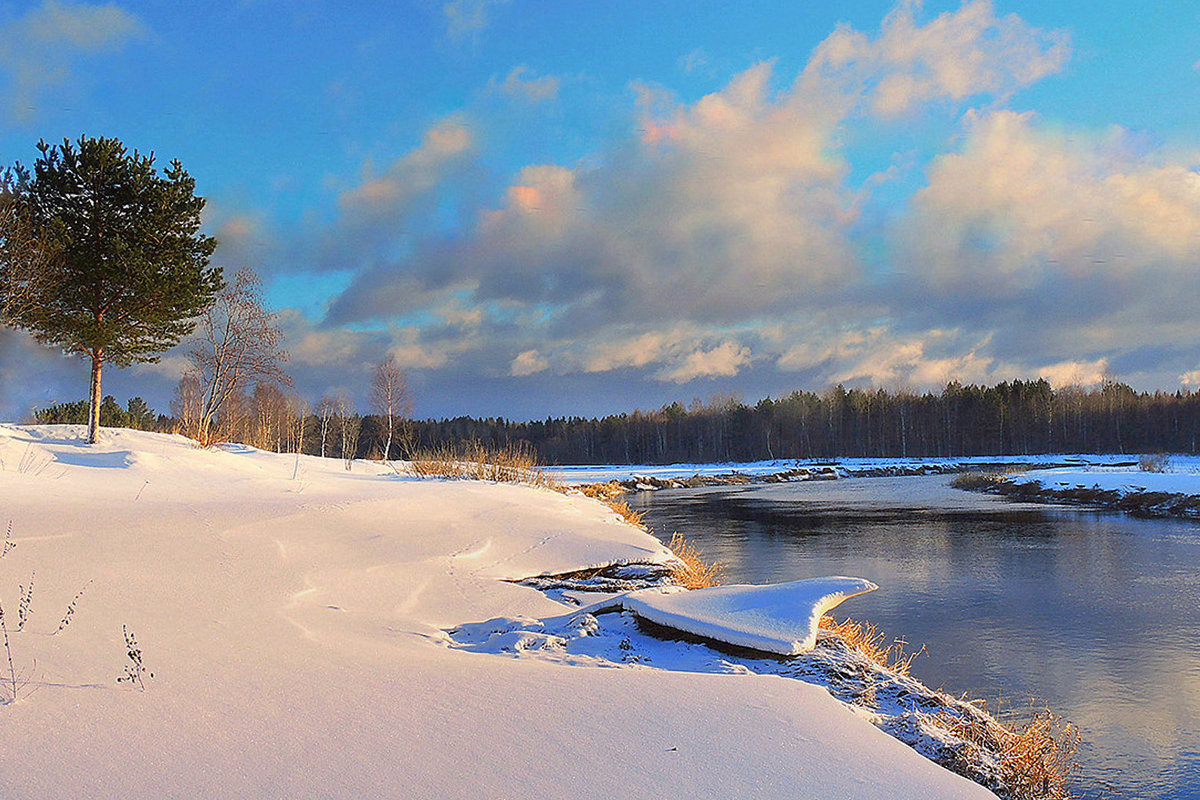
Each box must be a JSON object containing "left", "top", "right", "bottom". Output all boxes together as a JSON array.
[{"left": 0, "top": 425, "right": 995, "bottom": 799}]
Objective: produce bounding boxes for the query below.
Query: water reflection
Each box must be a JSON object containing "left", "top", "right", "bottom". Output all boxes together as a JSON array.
[{"left": 631, "top": 476, "right": 1200, "bottom": 800}]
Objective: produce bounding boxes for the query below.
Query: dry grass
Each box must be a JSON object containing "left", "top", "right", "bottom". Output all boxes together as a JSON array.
[
  {"left": 818, "top": 615, "right": 922, "bottom": 676},
  {"left": 949, "top": 471, "right": 1010, "bottom": 490},
  {"left": 940, "top": 703, "right": 1080, "bottom": 799},
  {"left": 605, "top": 499, "right": 646, "bottom": 529},
  {"left": 819, "top": 613, "right": 1078, "bottom": 798},
  {"left": 577, "top": 481, "right": 628, "bottom": 502},
  {"left": 665, "top": 532, "right": 725, "bottom": 589},
  {"left": 409, "top": 441, "right": 560, "bottom": 490}
]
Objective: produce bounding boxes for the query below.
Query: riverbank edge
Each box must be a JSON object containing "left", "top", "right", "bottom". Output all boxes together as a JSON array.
[
  {"left": 558, "top": 492, "right": 1079, "bottom": 799},
  {"left": 581, "top": 459, "right": 1134, "bottom": 494},
  {"left": 951, "top": 473, "right": 1200, "bottom": 519}
]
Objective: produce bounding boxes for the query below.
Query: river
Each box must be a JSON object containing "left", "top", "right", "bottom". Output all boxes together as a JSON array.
[{"left": 630, "top": 475, "right": 1200, "bottom": 800}]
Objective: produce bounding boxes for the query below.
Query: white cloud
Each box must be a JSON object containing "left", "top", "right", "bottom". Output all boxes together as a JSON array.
[
  {"left": 338, "top": 115, "right": 474, "bottom": 223},
  {"left": 804, "top": 0, "right": 1069, "bottom": 117},
  {"left": 777, "top": 327, "right": 999, "bottom": 388},
  {"left": 490, "top": 66, "right": 559, "bottom": 103},
  {"left": 510, "top": 349, "right": 548, "bottom": 377},
  {"left": 307, "top": 2, "right": 1183, "bottom": 408},
  {"left": 899, "top": 109, "right": 1200, "bottom": 332},
  {"left": 657, "top": 341, "right": 752, "bottom": 383},
  {"left": 1037, "top": 359, "right": 1110, "bottom": 389},
  {"left": 0, "top": 0, "right": 145, "bottom": 122},
  {"left": 581, "top": 330, "right": 679, "bottom": 374}
]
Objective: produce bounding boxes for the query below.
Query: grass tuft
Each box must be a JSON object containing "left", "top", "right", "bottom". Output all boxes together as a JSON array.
[
  {"left": 818, "top": 614, "right": 922, "bottom": 676},
  {"left": 577, "top": 481, "right": 627, "bottom": 502},
  {"left": 409, "top": 441, "right": 560, "bottom": 490},
  {"left": 665, "top": 532, "right": 725, "bottom": 589},
  {"left": 939, "top": 703, "right": 1080, "bottom": 799},
  {"left": 949, "top": 471, "right": 1008, "bottom": 491},
  {"left": 605, "top": 499, "right": 645, "bottom": 529}
]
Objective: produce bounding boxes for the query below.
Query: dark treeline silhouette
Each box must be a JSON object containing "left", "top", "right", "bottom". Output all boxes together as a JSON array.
[
  {"left": 35, "top": 379, "right": 1200, "bottom": 464},
  {"left": 407, "top": 380, "right": 1200, "bottom": 463}
]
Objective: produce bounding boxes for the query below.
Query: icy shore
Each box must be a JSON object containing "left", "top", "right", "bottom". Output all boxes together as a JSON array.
[
  {"left": 0, "top": 424, "right": 999, "bottom": 799},
  {"left": 953, "top": 461, "right": 1200, "bottom": 518}
]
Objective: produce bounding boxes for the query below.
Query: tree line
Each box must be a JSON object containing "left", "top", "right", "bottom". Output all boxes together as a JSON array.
[
  {"left": 35, "top": 379, "right": 1200, "bottom": 464},
  {"left": 403, "top": 380, "right": 1200, "bottom": 463}
]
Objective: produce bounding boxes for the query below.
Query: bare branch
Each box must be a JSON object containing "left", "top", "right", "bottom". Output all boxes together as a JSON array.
[
  {"left": 370, "top": 355, "right": 413, "bottom": 460},
  {"left": 180, "top": 268, "right": 291, "bottom": 444}
]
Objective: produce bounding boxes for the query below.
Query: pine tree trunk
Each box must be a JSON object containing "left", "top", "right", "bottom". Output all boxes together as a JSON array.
[{"left": 87, "top": 349, "right": 103, "bottom": 444}]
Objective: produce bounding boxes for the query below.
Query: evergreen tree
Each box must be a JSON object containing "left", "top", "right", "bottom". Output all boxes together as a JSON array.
[{"left": 4, "top": 136, "right": 221, "bottom": 443}]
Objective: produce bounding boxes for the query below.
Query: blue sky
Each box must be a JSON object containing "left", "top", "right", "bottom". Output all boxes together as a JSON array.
[{"left": 2, "top": 0, "right": 1199, "bottom": 420}]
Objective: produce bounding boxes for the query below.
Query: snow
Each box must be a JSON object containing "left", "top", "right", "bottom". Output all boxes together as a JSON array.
[
  {"left": 449, "top": 606, "right": 1012, "bottom": 791},
  {"left": 621, "top": 577, "right": 878, "bottom": 655},
  {"left": 1024, "top": 463, "right": 1200, "bottom": 495},
  {"left": 550, "top": 453, "right": 1142, "bottom": 484},
  {"left": 0, "top": 424, "right": 997, "bottom": 800}
]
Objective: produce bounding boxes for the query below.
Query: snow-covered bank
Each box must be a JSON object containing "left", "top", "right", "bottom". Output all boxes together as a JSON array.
[
  {"left": 550, "top": 453, "right": 1142, "bottom": 487},
  {"left": 0, "top": 425, "right": 996, "bottom": 800},
  {"left": 954, "top": 460, "right": 1200, "bottom": 518}
]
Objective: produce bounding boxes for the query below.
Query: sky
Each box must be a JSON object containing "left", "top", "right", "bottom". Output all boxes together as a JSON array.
[{"left": 1, "top": 0, "right": 1199, "bottom": 421}]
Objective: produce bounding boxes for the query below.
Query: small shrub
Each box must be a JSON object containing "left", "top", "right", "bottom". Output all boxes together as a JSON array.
[
  {"left": 1139, "top": 453, "right": 1171, "bottom": 473},
  {"left": 0, "top": 524, "right": 92, "bottom": 704},
  {"left": 116, "top": 625, "right": 153, "bottom": 691},
  {"left": 0, "top": 598, "right": 17, "bottom": 701},
  {"left": 16, "top": 573, "right": 33, "bottom": 631},
  {"left": 666, "top": 532, "right": 725, "bottom": 589},
  {"left": 55, "top": 580, "right": 92, "bottom": 635}
]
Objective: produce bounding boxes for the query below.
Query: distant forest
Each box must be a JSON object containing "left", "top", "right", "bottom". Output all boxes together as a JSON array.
[{"left": 34, "top": 379, "right": 1200, "bottom": 464}]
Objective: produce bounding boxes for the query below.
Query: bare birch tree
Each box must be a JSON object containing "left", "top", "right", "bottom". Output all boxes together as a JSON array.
[
  {"left": 316, "top": 395, "right": 336, "bottom": 458},
  {"left": 170, "top": 371, "right": 204, "bottom": 436},
  {"left": 251, "top": 383, "right": 288, "bottom": 451},
  {"left": 335, "top": 393, "right": 360, "bottom": 470},
  {"left": 184, "top": 268, "right": 291, "bottom": 444},
  {"left": 370, "top": 355, "right": 413, "bottom": 460},
  {"left": 284, "top": 393, "right": 309, "bottom": 454}
]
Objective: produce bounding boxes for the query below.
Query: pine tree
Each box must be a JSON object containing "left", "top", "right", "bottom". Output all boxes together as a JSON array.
[{"left": 4, "top": 136, "right": 222, "bottom": 443}]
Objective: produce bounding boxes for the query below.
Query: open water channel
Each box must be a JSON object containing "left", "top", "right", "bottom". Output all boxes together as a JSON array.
[{"left": 630, "top": 475, "right": 1200, "bottom": 800}]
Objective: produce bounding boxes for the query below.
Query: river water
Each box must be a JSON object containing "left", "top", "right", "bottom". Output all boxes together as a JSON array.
[{"left": 629, "top": 475, "right": 1200, "bottom": 800}]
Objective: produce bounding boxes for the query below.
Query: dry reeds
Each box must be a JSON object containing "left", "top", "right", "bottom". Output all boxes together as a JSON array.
[
  {"left": 819, "top": 613, "right": 1078, "bottom": 798},
  {"left": 606, "top": 499, "right": 645, "bottom": 529},
  {"left": 949, "top": 471, "right": 1008, "bottom": 491},
  {"left": 409, "top": 440, "right": 561, "bottom": 490},
  {"left": 940, "top": 703, "right": 1080, "bottom": 799},
  {"left": 577, "top": 481, "right": 627, "bottom": 502},
  {"left": 666, "top": 532, "right": 725, "bottom": 589},
  {"left": 819, "top": 615, "right": 921, "bottom": 676}
]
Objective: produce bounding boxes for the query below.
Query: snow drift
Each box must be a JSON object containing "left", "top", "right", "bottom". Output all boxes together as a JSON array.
[{"left": 0, "top": 425, "right": 996, "bottom": 799}]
